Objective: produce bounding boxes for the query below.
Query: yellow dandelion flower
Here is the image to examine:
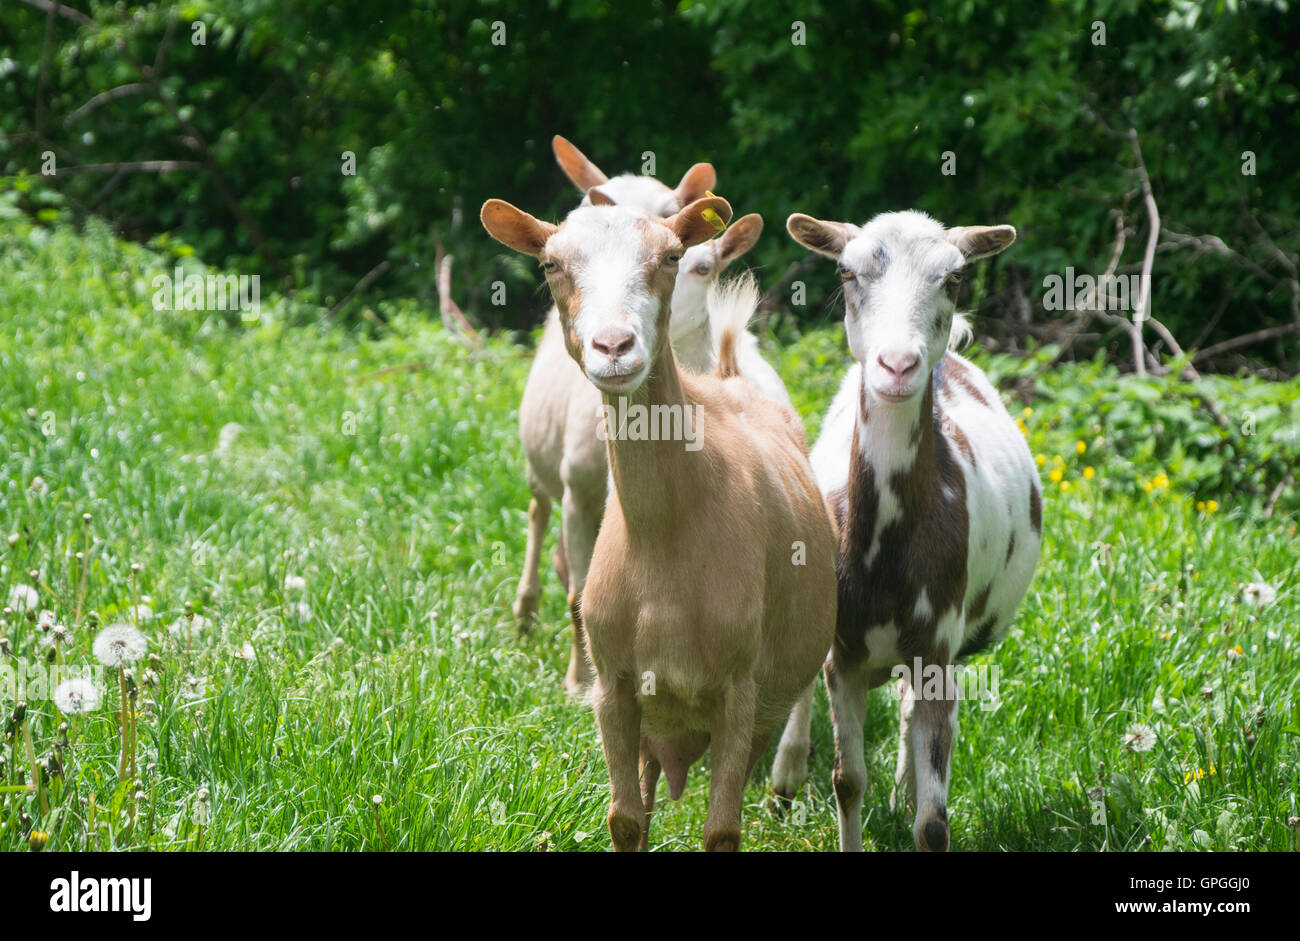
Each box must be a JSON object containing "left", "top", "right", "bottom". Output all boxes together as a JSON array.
[
  {"left": 1076, "top": 440, "right": 1087, "bottom": 454},
  {"left": 1159, "top": 630, "right": 1174, "bottom": 640},
  {"left": 1022, "top": 407, "right": 1033, "bottom": 418},
  {"left": 1196, "top": 500, "right": 1205, "bottom": 511},
  {"left": 1059, "top": 480, "right": 1071, "bottom": 492},
  {"left": 1052, "top": 454, "right": 1065, "bottom": 466},
  {"left": 1206, "top": 500, "right": 1219, "bottom": 513},
  {"left": 1035, "top": 453, "right": 1047, "bottom": 467},
  {"left": 1049, "top": 468, "right": 1063, "bottom": 483},
  {"left": 1083, "top": 466, "right": 1095, "bottom": 480}
]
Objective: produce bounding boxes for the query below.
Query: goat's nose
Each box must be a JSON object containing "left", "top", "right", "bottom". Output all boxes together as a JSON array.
[
  {"left": 592, "top": 328, "right": 636, "bottom": 359},
  {"left": 877, "top": 350, "right": 921, "bottom": 379}
]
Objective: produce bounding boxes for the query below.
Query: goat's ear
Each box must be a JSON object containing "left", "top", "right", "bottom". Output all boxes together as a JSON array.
[
  {"left": 945, "top": 224, "right": 1016, "bottom": 261},
  {"left": 553, "top": 135, "right": 609, "bottom": 193},
  {"left": 674, "top": 162, "right": 717, "bottom": 206},
  {"left": 587, "top": 187, "right": 616, "bottom": 207},
  {"left": 786, "top": 213, "right": 858, "bottom": 258},
  {"left": 480, "top": 199, "right": 557, "bottom": 256},
  {"left": 667, "top": 196, "right": 734, "bottom": 248},
  {"left": 718, "top": 213, "right": 763, "bottom": 264}
]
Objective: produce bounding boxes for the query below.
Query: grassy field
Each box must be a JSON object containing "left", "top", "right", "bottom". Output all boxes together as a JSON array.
[{"left": 2, "top": 216, "right": 1298, "bottom": 852}]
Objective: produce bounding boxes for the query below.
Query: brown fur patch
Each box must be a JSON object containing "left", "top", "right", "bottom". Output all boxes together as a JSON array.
[
  {"left": 966, "top": 584, "right": 992, "bottom": 623},
  {"left": 1005, "top": 532, "right": 1016, "bottom": 564},
  {"left": 940, "top": 355, "right": 989, "bottom": 408},
  {"left": 1029, "top": 483, "right": 1042, "bottom": 535}
]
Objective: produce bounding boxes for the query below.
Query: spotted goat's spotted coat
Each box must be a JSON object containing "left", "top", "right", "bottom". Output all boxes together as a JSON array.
[{"left": 787, "top": 209, "right": 1042, "bottom": 852}]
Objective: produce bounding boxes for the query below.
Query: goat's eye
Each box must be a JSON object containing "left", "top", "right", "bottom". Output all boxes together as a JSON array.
[
  {"left": 540, "top": 260, "right": 558, "bottom": 274},
  {"left": 693, "top": 263, "right": 710, "bottom": 276},
  {"left": 665, "top": 253, "right": 681, "bottom": 266},
  {"left": 946, "top": 270, "right": 963, "bottom": 286},
  {"left": 837, "top": 263, "right": 855, "bottom": 281}
]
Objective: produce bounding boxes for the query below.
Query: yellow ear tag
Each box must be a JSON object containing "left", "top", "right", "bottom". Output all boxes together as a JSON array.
[{"left": 701, "top": 208, "right": 726, "bottom": 232}]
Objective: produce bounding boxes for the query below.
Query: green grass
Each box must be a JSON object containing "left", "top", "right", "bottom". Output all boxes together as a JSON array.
[{"left": 1, "top": 215, "right": 1298, "bottom": 852}]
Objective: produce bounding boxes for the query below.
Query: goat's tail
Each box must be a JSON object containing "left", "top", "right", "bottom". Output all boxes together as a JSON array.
[
  {"left": 948, "top": 313, "right": 973, "bottom": 351},
  {"left": 708, "top": 271, "right": 760, "bottom": 380}
]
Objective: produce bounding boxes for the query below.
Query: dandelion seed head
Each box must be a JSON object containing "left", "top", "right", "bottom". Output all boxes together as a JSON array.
[
  {"left": 54, "top": 678, "right": 102, "bottom": 715},
  {"left": 1122, "top": 723, "right": 1156, "bottom": 753},
  {"left": 92, "top": 623, "right": 148, "bottom": 667},
  {"left": 7, "top": 584, "right": 39, "bottom": 612},
  {"left": 284, "top": 574, "right": 307, "bottom": 592}
]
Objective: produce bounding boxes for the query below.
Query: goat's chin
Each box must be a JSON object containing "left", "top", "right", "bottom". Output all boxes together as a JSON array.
[
  {"left": 868, "top": 382, "right": 924, "bottom": 406},
  {"left": 588, "top": 365, "right": 648, "bottom": 396}
]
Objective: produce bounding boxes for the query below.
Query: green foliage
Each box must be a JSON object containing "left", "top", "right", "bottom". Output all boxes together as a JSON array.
[{"left": 1, "top": 1, "right": 1297, "bottom": 370}]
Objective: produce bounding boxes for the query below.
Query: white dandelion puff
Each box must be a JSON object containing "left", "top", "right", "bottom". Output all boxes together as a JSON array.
[
  {"left": 180, "top": 675, "right": 207, "bottom": 700},
  {"left": 216, "top": 422, "right": 243, "bottom": 454},
  {"left": 8, "top": 584, "right": 39, "bottom": 611},
  {"left": 233, "top": 641, "right": 256, "bottom": 662},
  {"left": 128, "top": 602, "right": 154, "bottom": 623},
  {"left": 292, "top": 601, "right": 310, "bottom": 618},
  {"left": 283, "top": 574, "right": 307, "bottom": 592},
  {"left": 37, "top": 609, "right": 57, "bottom": 630},
  {"left": 92, "top": 623, "right": 148, "bottom": 667},
  {"left": 1241, "top": 582, "right": 1277, "bottom": 607},
  {"left": 1122, "top": 723, "right": 1157, "bottom": 754},
  {"left": 54, "top": 678, "right": 102, "bottom": 715}
]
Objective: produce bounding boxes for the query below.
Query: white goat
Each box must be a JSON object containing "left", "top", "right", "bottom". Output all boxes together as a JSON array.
[
  {"left": 513, "top": 137, "right": 781, "bottom": 695},
  {"left": 483, "top": 194, "right": 837, "bottom": 851},
  {"left": 786, "top": 209, "right": 1041, "bottom": 851}
]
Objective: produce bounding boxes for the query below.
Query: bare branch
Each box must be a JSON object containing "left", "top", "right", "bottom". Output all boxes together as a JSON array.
[
  {"left": 1128, "top": 128, "right": 1160, "bottom": 377},
  {"left": 65, "top": 83, "right": 149, "bottom": 125},
  {"left": 1192, "top": 323, "right": 1300, "bottom": 363},
  {"left": 53, "top": 160, "right": 203, "bottom": 174}
]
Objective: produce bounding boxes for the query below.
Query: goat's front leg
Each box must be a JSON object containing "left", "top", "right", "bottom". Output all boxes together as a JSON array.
[
  {"left": 909, "top": 659, "right": 959, "bottom": 852},
  {"left": 770, "top": 680, "right": 815, "bottom": 803},
  {"left": 593, "top": 672, "right": 644, "bottom": 851},
  {"left": 512, "top": 491, "right": 552, "bottom": 631},
  {"left": 703, "top": 676, "right": 757, "bottom": 852},
  {"left": 825, "top": 653, "right": 870, "bottom": 852}
]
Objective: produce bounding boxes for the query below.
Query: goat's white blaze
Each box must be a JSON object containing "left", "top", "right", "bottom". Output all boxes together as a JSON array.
[
  {"left": 839, "top": 213, "right": 964, "bottom": 403},
  {"left": 545, "top": 206, "right": 672, "bottom": 393}
]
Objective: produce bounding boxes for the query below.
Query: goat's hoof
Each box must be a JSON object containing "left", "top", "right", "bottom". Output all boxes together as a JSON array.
[
  {"left": 608, "top": 810, "right": 643, "bottom": 852},
  {"left": 916, "top": 819, "right": 950, "bottom": 852},
  {"left": 704, "top": 828, "right": 741, "bottom": 853}
]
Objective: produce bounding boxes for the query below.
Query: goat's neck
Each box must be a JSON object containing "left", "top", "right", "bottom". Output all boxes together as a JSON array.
[
  {"left": 603, "top": 344, "right": 703, "bottom": 533},
  {"left": 849, "top": 367, "right": 941, "bottom": 517},
  {"left": 671, "top": 321, "right": 715, "bottom": 375}
]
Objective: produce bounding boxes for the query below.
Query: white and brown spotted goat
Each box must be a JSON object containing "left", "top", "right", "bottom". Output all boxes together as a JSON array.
[
  {"left": 787, "top": 209, "right": 1041, "bottom": 852},
  {"left": 483, "top": 194, "right": 837, "bottom": 851}
]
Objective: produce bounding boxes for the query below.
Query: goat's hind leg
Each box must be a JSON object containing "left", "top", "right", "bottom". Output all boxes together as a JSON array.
[
  {"left": 638, "top": 738, "right": 661, "bottom": 852},
  {"left": 512, "top": 487, "right": 552, "bottom": 632},
  {"left": 890, "top": 673, "right": 917, "bottom": 813},
  {"left": 770, "top": 680, "right": 815, "bottom": 805}
]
